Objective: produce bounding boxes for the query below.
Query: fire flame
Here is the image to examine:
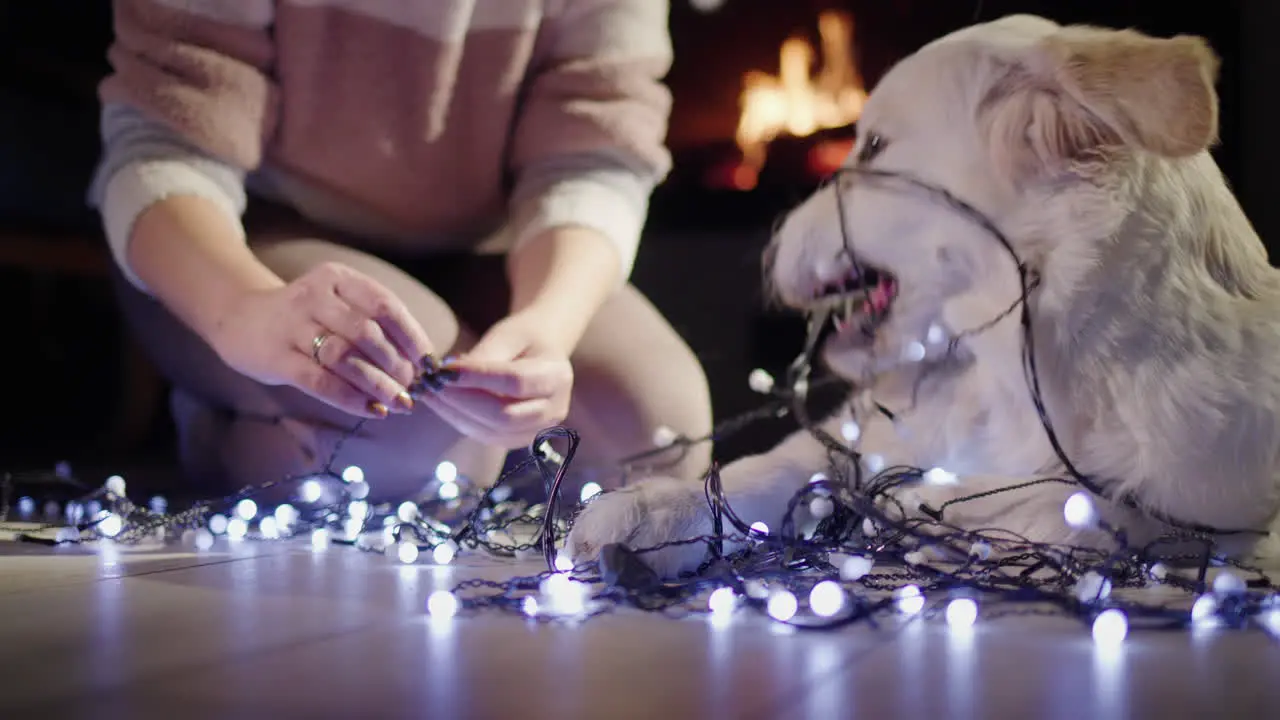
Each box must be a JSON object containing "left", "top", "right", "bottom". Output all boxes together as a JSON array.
[{"left": 732, "top": 11, "right": 867, "bottom": 189}]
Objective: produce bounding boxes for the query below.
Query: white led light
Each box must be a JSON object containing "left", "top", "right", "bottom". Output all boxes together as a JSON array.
[
  {"left": 840, "top": 420, "right": 861, "bottom": 444},
  {"left": 902, "top": 341, "right": 926, "bottom": 362},
  {"left": 926, "top": 323, "right": 947, "bottom": 345},
  {"left": 748, "top": 368, "right": 775, "bottom": 394},
  {"left": 1212, "top": 571, "right": 1246, "bottom": 595},
  {"left": 208, "top": 514, "right": 229, "bottom": 535},
  {"left": 300, "top": 479, "right": 324, "bottom": 503},
  {"left": 1074, "top": 571, "right": 1112, "bottom": 603},
  {"left": 341, "top": 465, "right": 364, "bottom": 483},
  {"left": 708, "top": 587, "right": 737, "bottom": 615},
  {"left": 808, "top": 473, "right": 829, "bottom": 485},
  {"left": 194, "top": 529, "right": 215, "bottom": 550},
  {"left": 945, "top": 597, "right": 978, "bottom": 628},
  {"left": 540, "top": 574, "right": 588, "bottom": 615},
  {"left": 923, "top": 467, "right": 958, "bottom": 485},
  {"left": 895, "top": 585, "right": 925, "bottom": 615},
  {"left": 260, "top": 516, "right": 279, "bottom": 539},
  {"left": 767, "top": 590, "right": 798, "bottom": 622},
  {"left": 1063, "top": 492, "right": 1096, "bottom": 529},
  {"left": 234, "top": 499, "right": 258, "bottom": 521},
  {"left": 348, "top": 481, "right": 370, "bottom": 500},
  {"left": 554, "top": 552, "right": 574, "bottom": 573},
  {"left": 397, "top": 541, "right": 420, "bottom": 564},
  {"left": 104, "top": 475, "right": 127, "bottom": 497},
  {"left": 863, "top": 454, "right": 886, "bottom": 473},
  {"left": 840, "top": 555, "right": 874, "bottom": 580},
  {"left": 808, "top": 496, "right": 834, "bottom": 520},
  {"left": 1148, "top": 563, "right": 1169, "bottom": 582},
  {"left": 522, "top": 596, "right": 540, "bottom": 617},
  {"left": 397, "top": 501, "right": 420, "bottom": 523},
  {"left": 310, "top": 528, "right": 331, "bottom": 550},
  {"left": 435, "top": 461, "right": 458, "bottom": 484},
  {"left": 1191, "top": 595, "right": 1218, "bottom": 626},
  {"left": 749, "top": 521, "right": 770, "bottom": 537},
  {"left": 579, "top": 482, "right": 603, "bottom": 503},
  {"left": 226, "top": 517, "right": 248, "bottom": 540},
  {"left": 97, "top": 513, "right": 123, "bottom": 539},
  {"left": 427, "top": 590, "right": 459, "bottom": 618},
  {"left": 347, "top": 501, "right": 369, "bottom": 522},
  {"left": 149, "top": 496, "right": 168, "bottom": 514},
  {"left": 652, "top": 426, "right": 679, "bottom": 448},
  {"left": 16, "top": 497, "right": 34, "bottom": 517},
  {"left": 438, "top": 481, "right": 460, "bottom": 501},
  {"left": 969, "top": 542, "right": 992, "bottom": 560},
  {"left": 809, "top": 581, "right": 845, "bottom": 618},
  {"left": 1092, "top": 608, "right": 1128, "bottom": 646},
  {"left": 903, "top": 551, "right": 925, "bottom": 566},
  {"left": 432, "top": 540, "right": 458, "bottom": 565}
]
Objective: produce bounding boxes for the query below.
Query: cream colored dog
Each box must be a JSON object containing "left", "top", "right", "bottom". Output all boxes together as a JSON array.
[{"left": 566, "top": 14, "right": 1280, "bottom": 577}]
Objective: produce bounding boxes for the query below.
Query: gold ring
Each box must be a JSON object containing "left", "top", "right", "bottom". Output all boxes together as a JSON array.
[{"left": 311, "top": 332, "right": 331, "bottom": 364}]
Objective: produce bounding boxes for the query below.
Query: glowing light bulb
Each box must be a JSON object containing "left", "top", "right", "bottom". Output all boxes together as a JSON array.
[
  {"left": 708, "top": 587, "right": 737, "bottom": 615},
  {"left": 1148, "top": 563, "right": 1169, "bottom": 582},
  {"left": 809, "top": 496, "right": 834, "bottom": 520},
  {"left": 65, "top": 502, "right": 84, "bottom": 524},
  {"left": 554, "top": 552, "right": 574, "bottom": 573},
  {"left": 749, "top": 521, "right": 770, "bottom": 537},
  {"left": 97, "top": 512, "right": 123, "bottom": 538},
  {"left": 435, "top": 461, "right": 458, "bottom": 484},
  {"left": 895, "top": 585, "right": 925, "bottom": 615},
  {"left": 427, "top": 590, "right": 459, "bottom": 618},
  {"left": 923, "top": 467, "right": 958, "bottom": 485},
  {"left": 969, "top": 542, "right": 992, "bottom": 560},
  {"left": 300, "top": 479, "right": 323, "bottom": 503},
  {"left": 1075, "top": 571, "right": 1112, "bottom": 603},
  {"left": 809, "top": 581, "right": 845, "bottom": 618},
  {"left": 1191, "top": 595, "right": 1218, "bottom": 626},
  {"left": 310, "top": 528, "right": 331, "bottom": 550},
  {"left": 438, "top": 481, "right": 460, "bottom": 501},
  {"left": 348, "top": 481, "right": 370, "bottom": 500},
  {"left": 522, "top": 596, "right": 540, "bottom": 617},
  {"left": 259, "top": 516, "right": 279, "bottom": 539},
  {"left": 541, "top": 573, "right": 588, "bottom": 615},
  {"left": 397, "top": 501, "right": 419, "bottom": 523},
  {"left": 226, "top": 517, "right": 248, "bottom": 540},
  {"left": 1063, "top": 492, "right": 1096, "bottom": 529},
  {"left": 16, "top": 497, "right": 34, "bottom": 518},
  {"left": 652, "top": 426, "right": 678, "bottom": 448},
  {"left": 273, "top": 504, "right": 298, "bottom": 530},
  {"left": 397, "top": 541, "right": 420, "bottom": 564},
  {"left": 748, "top": 368, "right": 775, "bottom": 394},
  {"left": 341, "top": 465, "right": 364, "bottom": 483},
  {"left": 1092, "top": 608, "right": 1128, "bottom": 646},
  {"left": 104, "top": 475, "right": 127, "bottom": 497},
  {"left": 926, "top": 323, "right": 947, "bottom": 345},
  {"left": 208, "top": 514, "right": 229, "bottom": 535},
  {"left": 767, "top": 590, "right": 798, "bottom": 622},
  {"left": 579, "top": 482, "right": 603, "bottom": 503},
  {"left": 1212, "top": 571, "right": 1246, "bottom": 595},
  {"left": 808, "top": 473, "right": 828, "bottom": 485},
  {"left": 863, "top": 454, "right": 886, "bottom": 473},
  {"left": 347, "top": 501, "right": 369, "bottom": 522},
  {"left": 946, "top": 597, "right": 978, "bottom": 628},
  {"left": 432, "top": 540, "right": 458, "bottom": 565},
  {"left": 903, "top": 551, "right": 925, "bottom": 566},
  {"left": 194, "top": 529, "right": 214, "bottom": 550},
  {"left": 840, "top": 555, "right": 874, "bottom": 580},
  {"left": 148, "top": 496, "right": 168, "bottom": 514},
  {"left": 840, "top": 420, "right": 861, "bottom": 444},
  {"left": 902, "top": 340, "right": 926, "bottom": 362},
  {"left": 234, "top": 498, "right": 258, "bottom": 521}
]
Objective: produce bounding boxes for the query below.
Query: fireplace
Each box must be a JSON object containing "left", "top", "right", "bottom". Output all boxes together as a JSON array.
[{"left": 632, "top": 0, "right": 1247, "bottom": 463}]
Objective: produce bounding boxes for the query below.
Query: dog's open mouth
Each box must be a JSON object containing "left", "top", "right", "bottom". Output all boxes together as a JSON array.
[{"left": 810, "top": 262, "right": 898, "bottom": 340}]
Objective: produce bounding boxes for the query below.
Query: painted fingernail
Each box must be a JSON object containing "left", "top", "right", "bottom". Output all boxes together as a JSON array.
[
  {"left": 396, "top": 390, "right": 415, "bottom": 411},
  {"left": 368, "top": 401, "right": 390, "bottom": 418},
  {"left": 420, "top": 353, "right": 437, "bottom": 371},
  {"left": 441, "top": 355, "right": 457, "bottom": 367}
]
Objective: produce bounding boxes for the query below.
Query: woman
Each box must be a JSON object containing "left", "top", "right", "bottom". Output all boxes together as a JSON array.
[{"left": 89, "top": 0, "right": 712, "bottom": 500}]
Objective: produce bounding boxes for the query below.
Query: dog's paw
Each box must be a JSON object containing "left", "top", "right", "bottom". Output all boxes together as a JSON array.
[{"left": 566, "top": 477, "right": 713, "bottom": 578}]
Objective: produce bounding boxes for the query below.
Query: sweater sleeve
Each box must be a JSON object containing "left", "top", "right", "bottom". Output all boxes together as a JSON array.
[
  {"left": 506, "top": 0, "right": 674, "bottom": 283},
  {"left": 88, "top": 0, "right": 278, "bottom": 291}
]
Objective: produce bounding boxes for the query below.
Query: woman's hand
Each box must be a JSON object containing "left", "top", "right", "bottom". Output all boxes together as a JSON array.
[
  {"left": 208, "top": 261, "right": 435, "bottom": 418},
  {"left": 419, "top": 311, "right": 574, "bottom": 449}
]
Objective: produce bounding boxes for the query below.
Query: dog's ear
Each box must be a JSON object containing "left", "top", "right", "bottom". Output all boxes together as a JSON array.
[{"left": 982, "top": 26, "right": 1219, "bottom": 179}]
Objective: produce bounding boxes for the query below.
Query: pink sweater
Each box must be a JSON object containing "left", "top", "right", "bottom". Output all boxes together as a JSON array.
[{"left": 89, "top": 0, "right": 674, "bottom": 290}]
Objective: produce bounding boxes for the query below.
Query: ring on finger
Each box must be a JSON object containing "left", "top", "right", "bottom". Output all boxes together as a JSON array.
[{"left": 312, "top": 332, "right": 333, "bottom": 365}]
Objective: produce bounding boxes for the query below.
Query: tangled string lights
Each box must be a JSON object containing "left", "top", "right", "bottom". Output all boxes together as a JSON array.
[{"left": 4, "top": 167, "right": 1280, "bottom": 644}]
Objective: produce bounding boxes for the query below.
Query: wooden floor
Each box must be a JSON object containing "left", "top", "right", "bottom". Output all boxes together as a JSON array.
[{"left": 1, "top": 536, "right": 1278, "bottom": 720}]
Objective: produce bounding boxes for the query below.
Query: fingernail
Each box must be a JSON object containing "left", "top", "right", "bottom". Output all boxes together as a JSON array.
[
  {"left": 420, "top": 353, "right": 437, "bottom": 371},
  {"left": 441, "top": 355, "right": 457, "bottom": 367},
  {"left": 396, "top": 390, "right": 414, "bottom": 411},
  {"left": 368, "top": 401, "right": 390, "bottom": 418}
]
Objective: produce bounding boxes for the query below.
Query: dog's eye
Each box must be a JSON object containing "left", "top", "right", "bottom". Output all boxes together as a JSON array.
[{"left": 857, "top": 133, "right": 887, "bottom": 165}]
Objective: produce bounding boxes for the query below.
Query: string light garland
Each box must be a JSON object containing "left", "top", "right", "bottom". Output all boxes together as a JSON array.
[{"left": 3, "top": 170, "right": 1279, "bottom": 645}]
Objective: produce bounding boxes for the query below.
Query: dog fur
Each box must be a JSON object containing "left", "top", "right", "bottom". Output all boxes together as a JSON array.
[{"left": 566, "top": 14, "right": 1280, "bottom": 577}]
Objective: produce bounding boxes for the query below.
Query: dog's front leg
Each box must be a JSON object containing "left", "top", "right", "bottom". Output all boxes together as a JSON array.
[{"left": 566, "top": 407, "right": 887, "bottom": 578}]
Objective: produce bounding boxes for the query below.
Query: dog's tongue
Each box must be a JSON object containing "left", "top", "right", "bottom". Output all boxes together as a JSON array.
[{"left": 867, "top": 276, "right": 896, "bottom": 314}]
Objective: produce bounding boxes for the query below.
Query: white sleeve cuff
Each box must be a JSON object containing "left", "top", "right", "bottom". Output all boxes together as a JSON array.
[
  {"left": 100, "top": 159, "right": 247, "bottom": 292},
  {"left": 509, "top": 169, "right": 651, "bottom": 283}
]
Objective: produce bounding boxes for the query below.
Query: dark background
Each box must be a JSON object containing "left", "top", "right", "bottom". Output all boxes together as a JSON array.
[{"left": 0, "top": 0, "right": 1275, "bottom": 489}]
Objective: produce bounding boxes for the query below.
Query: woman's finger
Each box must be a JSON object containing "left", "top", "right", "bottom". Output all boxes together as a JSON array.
[
  {"left": 310, "top": 292, "right": 415, "bottom": 388},
  {"left": 417, "top": 392, "right": 527, "bottom": 449},
  {"left": 447, "top": 357, "right": 570, "bottom": 400},
  {"left": 331, "top": 268, "right": 435, "bottom": 368},
  {"left": 284, "top": 350, "right": 385, "bottom": 419},
  {"left": 303, "top": 328, "right": 413, "bottom": 414}
]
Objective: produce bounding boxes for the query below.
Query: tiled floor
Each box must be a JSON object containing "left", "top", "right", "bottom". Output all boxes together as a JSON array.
[{"left": 2, "top": 536, "right": 1279, "bottom": 720}]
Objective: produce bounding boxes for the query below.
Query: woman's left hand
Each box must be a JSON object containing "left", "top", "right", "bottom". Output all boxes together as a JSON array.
[{"left": 419, "top": 312, "right": 574, "bottom": 449}]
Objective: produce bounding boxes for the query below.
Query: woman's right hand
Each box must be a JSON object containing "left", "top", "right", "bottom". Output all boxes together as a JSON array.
[{"left": 207, "top": 261, "right": 435, "bottom": 419}]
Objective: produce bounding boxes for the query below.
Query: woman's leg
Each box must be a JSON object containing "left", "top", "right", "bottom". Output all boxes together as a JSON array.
[{"left": 112, "top": 233, "right": 509, "bottom": 502}]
